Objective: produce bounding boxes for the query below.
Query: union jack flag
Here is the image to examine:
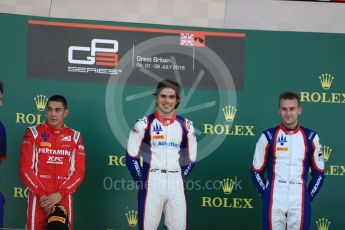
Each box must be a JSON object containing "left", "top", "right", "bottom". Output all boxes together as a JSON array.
[{"left": 180, "top": 33, "right": 195, "bottom": 46}]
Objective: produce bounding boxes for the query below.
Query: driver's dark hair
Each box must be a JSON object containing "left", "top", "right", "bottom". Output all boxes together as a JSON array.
[{"left": 48, "top": 95, "right": 68, "bottom": 109}]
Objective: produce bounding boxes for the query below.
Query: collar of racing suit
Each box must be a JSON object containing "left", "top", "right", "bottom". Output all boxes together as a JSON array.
[
  {"left": 44, "top": 121, "right": 67, "bottom": 134},
  {"left": 154, "top": 111, "right": 176, "bottom": 126},
  {"left": 279, "top": 123, "right": 301, "bottom": 135}
]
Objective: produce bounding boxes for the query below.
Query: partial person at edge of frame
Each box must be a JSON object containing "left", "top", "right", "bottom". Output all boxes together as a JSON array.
[{"left": 0, "top": 81, "right": 7, "bottom": 229}]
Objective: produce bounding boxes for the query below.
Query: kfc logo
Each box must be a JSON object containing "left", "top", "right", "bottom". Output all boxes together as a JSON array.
[
  {"left": 68, "top": 39, "right": 119, "bottom": 67},
  {"left": 47, "top": 156, "right": 64, "bottom": 164}
]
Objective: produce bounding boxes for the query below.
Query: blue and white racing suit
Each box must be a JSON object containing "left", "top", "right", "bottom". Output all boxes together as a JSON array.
[
  {"left": 126, "top": 112, "right": 197, "bottom": 230},
  {"left": 251, "top": 124, "right": 324, "bottom": 230}
]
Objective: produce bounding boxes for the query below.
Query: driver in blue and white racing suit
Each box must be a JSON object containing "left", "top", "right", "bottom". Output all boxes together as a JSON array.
[
  {"left": 126, "top": 79, "right": 197, "bottom": 230},
  {"left": 251, "top": 91, "right": 325, "bottom": 230}
]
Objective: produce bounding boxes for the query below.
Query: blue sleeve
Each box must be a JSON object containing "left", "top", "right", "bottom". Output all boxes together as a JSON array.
[
  {"left": 308, "top": 169, "right": 324, "bottom": 201},
  {"left": 250, "top": 170, "right": 266, "bottom": 197},
  {"left": 178, "top": 118, "right": 197, "bottom": 179},
  {"left": 181, "top": 162, "right": 195, "bottom": 179},
  {"left": 307, "top": 133, "right": 325, "bottom": 201},
  {"left": 0, "top": 123, "right": 6, "bottom": 160},
  {"left": 125, "top": 152, "right": 143, "bottom": 182}
]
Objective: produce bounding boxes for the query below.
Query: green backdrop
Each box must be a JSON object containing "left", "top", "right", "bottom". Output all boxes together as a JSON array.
[{"left": 0, "top": 13, "right": 343, "bottom": 230}]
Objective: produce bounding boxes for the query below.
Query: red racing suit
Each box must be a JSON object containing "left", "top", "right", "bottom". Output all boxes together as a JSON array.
[{"left": 19, "top": 122, "right": 85, "bottom": 230}]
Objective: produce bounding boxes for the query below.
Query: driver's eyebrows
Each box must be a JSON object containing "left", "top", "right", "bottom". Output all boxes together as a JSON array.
[{"left": 159, "top": 94, "right": 176, "bottom": 99}]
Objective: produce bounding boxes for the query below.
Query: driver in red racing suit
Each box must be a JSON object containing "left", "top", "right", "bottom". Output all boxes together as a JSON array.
[{"left": 20, "top": 95, "right": 85, "bottom": 230}]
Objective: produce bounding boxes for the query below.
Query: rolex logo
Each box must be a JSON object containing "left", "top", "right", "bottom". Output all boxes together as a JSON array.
[
  {"left": 34, "top": 94, "right": 48, "bottom": 111},
  {"left": 221, "top": 178, "right": 235, "bottom": 195},
  {"left": 322, "top": 145, "right": 332, "bottom": 162},
  {"left": 316, "top": 218, "right": 331, "bottom": 230},
  {"left": 222, "top": 105, "right": 237, "bottom": 122},
  {"left": 319, "top": 73, "right": 334, "bottom": 90},
  {"left": 125, "top": 210, "right": 138, "bottom": 227}
]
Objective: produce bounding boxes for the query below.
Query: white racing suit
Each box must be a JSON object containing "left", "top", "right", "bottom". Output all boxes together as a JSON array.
[
  {"left": 126, "top": 112, "right": 197, "bottom": 230},
  {"left": 251, "top": 124, "right": 325, "bottom": 230}
]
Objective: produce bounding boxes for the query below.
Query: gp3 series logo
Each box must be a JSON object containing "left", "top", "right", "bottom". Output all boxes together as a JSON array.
[
  {"left": 68, "top": 39, "right": 119, "bottom": 67},
  {"left": 68, "top": 39, "right": 122, "bottom": 75}
]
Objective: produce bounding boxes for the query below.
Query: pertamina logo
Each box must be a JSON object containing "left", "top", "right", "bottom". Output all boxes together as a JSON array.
[
  {"left": 316, "top": 218, "right": 331, "bottom": 230},
  {"left": 300, "top": 73, "right": 344, "bottom": 104},
  {"left": 126, "top": 210, "right": 138, "bottom": 227},
  {"left": 322, "top": 145, "right": 344, "bottom": 176},
  {"left": 68, "top": 39, "right": 121, "bottom": 75},
  {"left": 201, "top": 177, "right": 254, "bottom": 209},
  {"left": 203, "top": 105, "right": 255, "bottom": 136},
  {"left": 16, "top": 94, "right": 48, "bottom": 125}
]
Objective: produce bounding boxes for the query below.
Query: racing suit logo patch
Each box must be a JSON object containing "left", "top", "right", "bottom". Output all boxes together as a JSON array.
[
  {"left": 152, "top": 135, "right": 165, "bottom": 140},
  {"left": 277, "top": 134, "right": 287, "bottom": 145},
  {"left": 61, "top": 135, "right": 71, "bottom": 141},
  {"left": 152, "top": 123, "right": 163, "bottom": 134},
  {"left": 41, "top": 131, "right": 50, "bottom": 141},
  {"left": 131, "top": 127, "right": 140, "bottom": 134},
  {"left": 47, "top": 156, "right": 64, "bottom": 164},
  {"left": 276, "top": 134, "right": 288, "bottom": 152},
  {"left": 152, "top": 141, "right": 180, "bottom": 148},
  {"left": 276, "top": 147, "right": 288, "bottom": 152},
  {"left": 40, "top": 142, "right": 51, "bottom": 147}
]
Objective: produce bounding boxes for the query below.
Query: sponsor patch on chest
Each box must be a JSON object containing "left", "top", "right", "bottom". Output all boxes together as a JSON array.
[
  {"left": 152, "top": 141, "right": 180, "bottom": 148},
  {"left": 152, "top": 123, "right": 163, "bottom": 134},
  {"left": 40, "top": 142, "right": 51, "bottom": 147},
  {"left": 276, "top": 147, "right": 288, "bottom": 152},
  {"left": 277, "top": 134, "right": 287, "bottom": 146},
  {"left": 61, "top": 135, "right": 72, "bottom": 141},
  {"left": 151, "top": 134, "right": 166, "bottom": 140},
  {"left": 276, "top": 134, "right": 288, "bottom": 151},
  {"left": 47, "top": 156, "right": 64, "bottom": 164}
]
